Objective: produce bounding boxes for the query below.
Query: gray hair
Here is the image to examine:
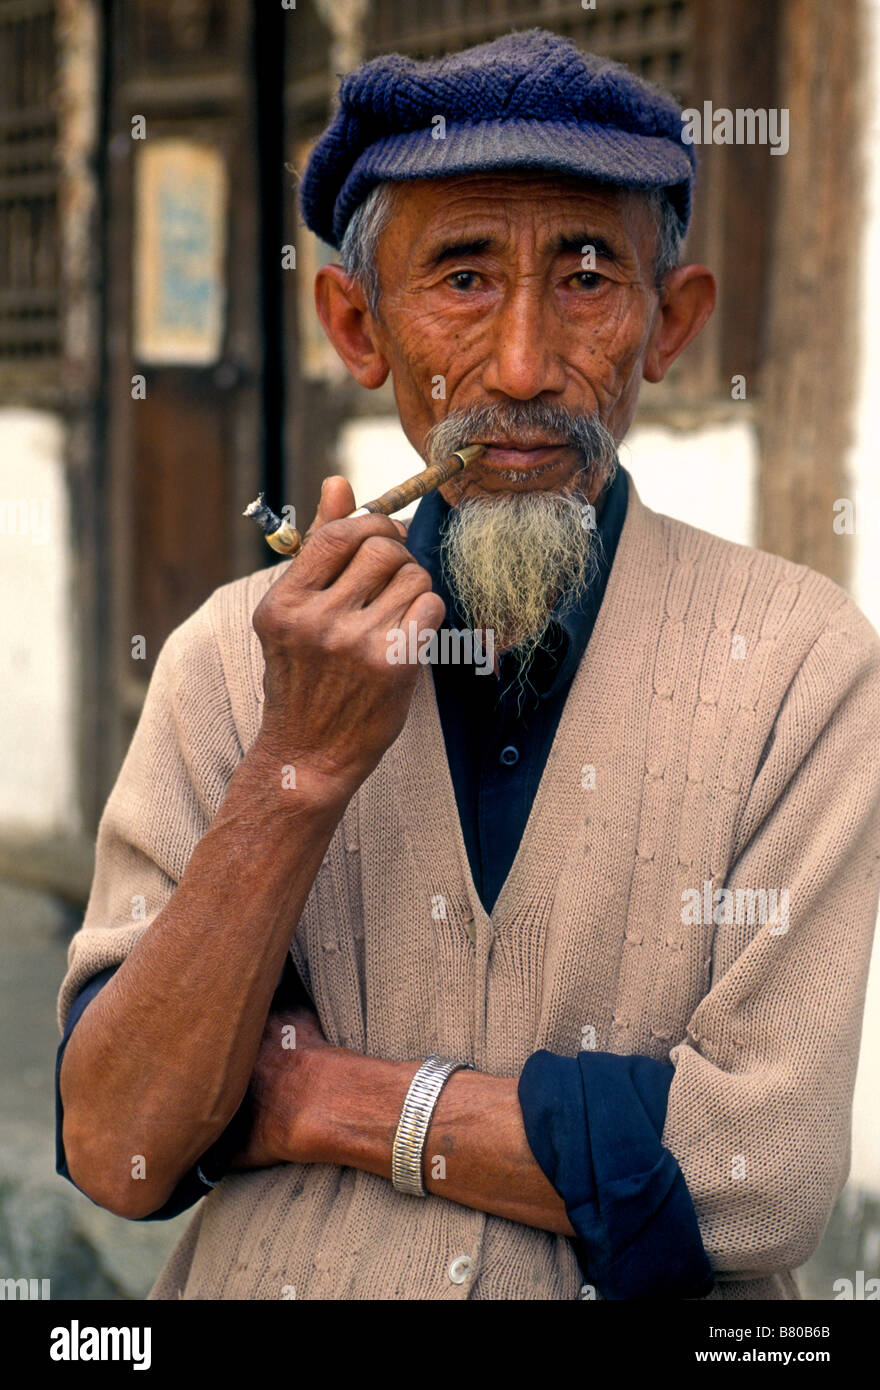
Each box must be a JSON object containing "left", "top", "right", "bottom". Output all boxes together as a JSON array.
[
  {"left": 338, "top": 182, "right": 398, "bottom": 316},
  {"left": 645, "top": 186, "right": 685, "bottom": 285},
  {"left": 338, "top": 179, "right": 685, "bottom": 316}
]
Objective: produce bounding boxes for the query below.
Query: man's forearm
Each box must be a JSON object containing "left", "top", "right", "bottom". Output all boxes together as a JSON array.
[
  {"left": 59, "top": 747, "right": 350, "bottom": 1219},
  {"left": 283, "top": 1046, "right": 577, "bottom": 1237}
]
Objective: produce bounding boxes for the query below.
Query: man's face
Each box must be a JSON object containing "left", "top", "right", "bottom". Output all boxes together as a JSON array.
[
  {"left": 365, "top": 171, "right": 664, "bottom": 506},
  {"left": 314, "top": 169, "right": 712, "bottom": 657}
]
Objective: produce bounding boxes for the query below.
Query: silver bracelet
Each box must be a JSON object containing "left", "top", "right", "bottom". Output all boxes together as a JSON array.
[{"left": 391, "top": 1054, "right": 474, "bottom": 1197}]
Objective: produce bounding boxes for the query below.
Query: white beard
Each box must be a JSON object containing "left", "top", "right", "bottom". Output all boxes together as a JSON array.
[{"left": 438, "top": 487, "right": 602, "bottom": 676}]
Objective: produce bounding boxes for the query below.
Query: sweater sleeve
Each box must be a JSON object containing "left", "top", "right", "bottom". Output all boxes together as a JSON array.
[
  {"left": 662, "top": 594, "right": 880, "bottom": 1283},
  {"left": 56, "top": 594, "right": 246, "bottom": 1033}
]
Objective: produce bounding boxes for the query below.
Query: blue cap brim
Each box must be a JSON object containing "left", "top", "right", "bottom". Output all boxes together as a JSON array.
[{"left": 331, "top": 118, "right": 695, "bottom": 246}]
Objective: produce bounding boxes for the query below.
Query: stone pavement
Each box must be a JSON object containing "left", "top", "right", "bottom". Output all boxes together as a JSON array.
[{"left": 0, "top": 879, "right": 187, "bottom": 1299}]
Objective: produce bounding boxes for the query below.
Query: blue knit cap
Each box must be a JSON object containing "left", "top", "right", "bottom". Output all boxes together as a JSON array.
[{"left": 299, "top": 27, "right": 697, "bottom": 248}]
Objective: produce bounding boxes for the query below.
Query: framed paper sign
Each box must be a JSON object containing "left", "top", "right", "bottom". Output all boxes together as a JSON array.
[{"left": 133, "top": 140, "right": 228, "bottom": 365}]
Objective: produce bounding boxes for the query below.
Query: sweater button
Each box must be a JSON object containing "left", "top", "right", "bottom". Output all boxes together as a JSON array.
[
  {"left": 448, "top": 1255, "right": 471, "bottom": 1284},
  {"left": 499, "top": 744, "right": 519, "bottom": 766}
]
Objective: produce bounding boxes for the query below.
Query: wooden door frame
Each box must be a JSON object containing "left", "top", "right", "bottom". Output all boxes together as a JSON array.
[{"left": 101, "top": 0, "right": 267, "bottom": 783}]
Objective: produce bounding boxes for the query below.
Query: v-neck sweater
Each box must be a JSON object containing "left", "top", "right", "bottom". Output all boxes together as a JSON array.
[
  {"left": 405, "top": 464, "right": 629, "bottom": 915},
  {"left": 57, "top": 468, "right": 880, "bottom": 1300}
]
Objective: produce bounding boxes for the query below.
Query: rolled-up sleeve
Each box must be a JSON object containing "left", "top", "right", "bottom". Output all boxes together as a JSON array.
[{"left": 518, "top": 1049, "right": 713, "bottom": 1298}]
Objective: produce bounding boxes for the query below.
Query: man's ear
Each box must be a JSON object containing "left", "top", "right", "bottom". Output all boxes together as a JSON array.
[
  {"left": 643, "top": 265, "right": 716, "bottom": 383},
  {"left": 314, "top": 264, "right": 391, "bottom": 389}
]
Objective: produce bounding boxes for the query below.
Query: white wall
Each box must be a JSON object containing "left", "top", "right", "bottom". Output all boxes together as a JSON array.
[
  {"left": 622, "top": 419, "right": 757, "bottom": 546},
  {"left": 338, "top": 414, "right": 758, "bottom": 546},
  {"left": 336, "top": 417, "right": 426, "bottom": 522},
  {"left": 0, "top": 408, "right": 79, "bottom": 836}
]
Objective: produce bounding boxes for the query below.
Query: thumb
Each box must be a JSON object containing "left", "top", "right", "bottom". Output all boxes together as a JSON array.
[{"left": 304, "top": 474, "right": 357, "bottom": 539}]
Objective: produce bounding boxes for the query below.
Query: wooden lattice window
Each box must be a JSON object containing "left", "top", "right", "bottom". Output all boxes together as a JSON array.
[
  {"left": 366, "top": 0, "right": 693, "bottom": 102},
  {"left": 117, "top": 0, "right": 233, "bottom": 78},
  {"left": 0, "top": 0, "right": 60, "bottom": 396}
]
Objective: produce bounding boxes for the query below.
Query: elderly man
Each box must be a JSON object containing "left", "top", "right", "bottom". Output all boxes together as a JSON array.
[{"left": 56, "top": 30, "right": 880, "bottom": 1301}]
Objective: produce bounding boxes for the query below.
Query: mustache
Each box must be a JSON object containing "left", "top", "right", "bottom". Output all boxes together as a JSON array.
[{"left": 424, "top": 402, "right": 619, "bottom": 480}]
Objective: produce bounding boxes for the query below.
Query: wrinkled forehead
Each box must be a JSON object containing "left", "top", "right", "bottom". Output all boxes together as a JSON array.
[{"left": 377, "top": 172, "right": 658, "bottom": 262}]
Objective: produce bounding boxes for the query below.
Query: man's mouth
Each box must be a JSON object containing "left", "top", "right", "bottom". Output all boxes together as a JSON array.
[{"left": 477, "top": 442, "right": 571, "bottom": 471}]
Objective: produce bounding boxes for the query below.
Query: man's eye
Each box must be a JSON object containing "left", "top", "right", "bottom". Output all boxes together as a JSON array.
[
  {"left": 571, "top": 271, "right": 602, "bottom": 289},
  {"left": 446, "top": 270, "right": 480, "bottom": 290}
]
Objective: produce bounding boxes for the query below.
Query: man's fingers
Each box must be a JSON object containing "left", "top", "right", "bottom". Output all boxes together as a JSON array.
[
  {"left": 265, "top": 473, "right": 415, "bottom": 597},
  {"left": 407, "top": 591, "right": 446, "bottom": 632},
  {"left": 367, "top": 563, "right": 445, "bottom": 634},
  {"left": 292, "top": 513, "right": 406, "bottom": 591},
  {"left": 304, "top": 476, "right": 408, "bottom": 541},
  {"left": 329, "top": 535, "right": 421, "bottom": 608},
  {"left": 303, "top": 475, "right": 357, "bottom": 541}
]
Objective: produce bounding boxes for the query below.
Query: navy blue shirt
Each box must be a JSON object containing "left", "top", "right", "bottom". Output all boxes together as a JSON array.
[
  {"left": 55, "top": 464, "right": 712, "bottom": 1297},
  {"left": 407, "top": 468, "right": 628, "bottom": 915}
]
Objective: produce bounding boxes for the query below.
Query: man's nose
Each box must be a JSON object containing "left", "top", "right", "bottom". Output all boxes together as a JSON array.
[{"left": 480, "top": 285, "right": 568, "bottom": 399}]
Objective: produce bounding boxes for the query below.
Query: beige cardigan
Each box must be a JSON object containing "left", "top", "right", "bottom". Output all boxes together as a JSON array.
[{"left": 58, "top": 470, "right": 880, "bottom": 1300}]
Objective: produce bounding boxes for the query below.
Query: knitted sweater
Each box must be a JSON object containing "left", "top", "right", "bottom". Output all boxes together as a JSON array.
[{"left": 57, "top": 469, "right": 880, "bottom": 1300}]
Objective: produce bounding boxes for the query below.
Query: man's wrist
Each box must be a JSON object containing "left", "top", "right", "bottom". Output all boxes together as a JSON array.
[
  {"left": 234, "top": 741, "right": 357, "bottom": 822},
  {"left": 307, "top": 1047, "right": 421, "bottom": 1177}
]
